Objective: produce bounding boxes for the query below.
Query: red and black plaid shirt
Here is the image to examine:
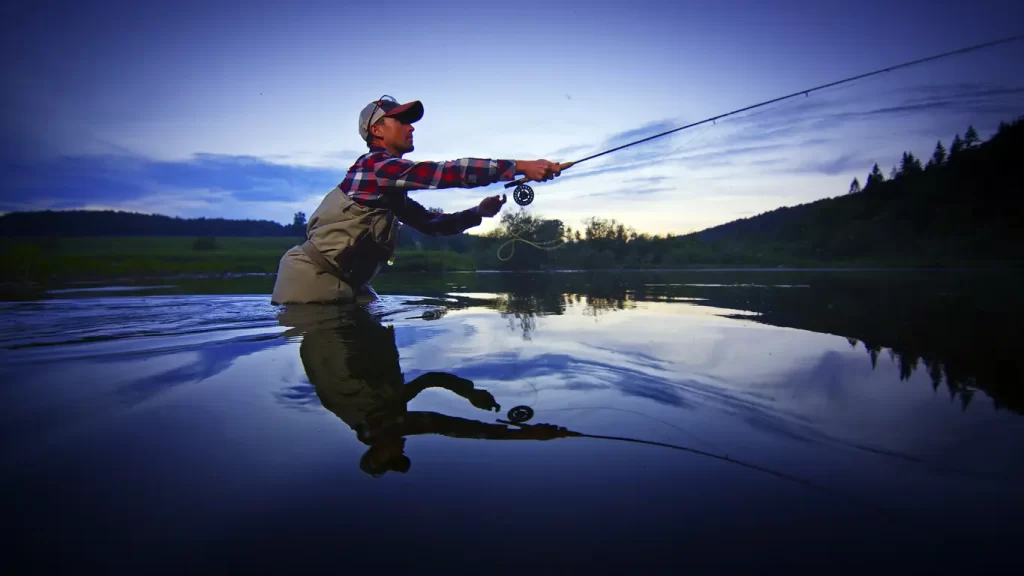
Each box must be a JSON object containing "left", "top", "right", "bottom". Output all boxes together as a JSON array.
[{"left": 338, "top": 145, "right": 517, "bottom": 236}]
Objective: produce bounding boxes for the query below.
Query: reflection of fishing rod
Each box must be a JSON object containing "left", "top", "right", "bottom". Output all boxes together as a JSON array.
[
  {"left": 498, "top": 406, "right": 908, "bottom": 524},
  {"left": 502, "top": 33, "right": 1024, "bottom": 207},
  {"left": 497, "top": 417, "right": 858, "bottom": 509}
]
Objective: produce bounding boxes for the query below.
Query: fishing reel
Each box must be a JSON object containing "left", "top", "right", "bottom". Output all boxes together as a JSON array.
[
  {"left": 507, "top": 405, "right": 535, "bottom": 423},
  {"left": 512, "top": 184, "right": 534, "bottom": 206}
]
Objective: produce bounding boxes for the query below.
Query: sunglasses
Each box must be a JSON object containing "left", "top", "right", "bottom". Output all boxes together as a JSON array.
[{"left": 365, "top": 95, "right": 398, "bottom": 139}]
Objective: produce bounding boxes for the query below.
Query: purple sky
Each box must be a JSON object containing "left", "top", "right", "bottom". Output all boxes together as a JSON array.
[{"left": 2, "top": 0, "right": 1022, "bottom": 235}]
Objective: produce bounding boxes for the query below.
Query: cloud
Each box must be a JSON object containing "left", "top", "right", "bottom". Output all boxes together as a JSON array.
[
  {"left": 582, "top": 186, "right": 675, "bottom": 199},
  {"left": 1, "top": 152, "right": 343, "bottom": 213},
  {"left": 792, "top": 153, "right": 865, "bottom": 176},
  {"left": 624, "top": 175, "right": 669, "bottom": 185}
]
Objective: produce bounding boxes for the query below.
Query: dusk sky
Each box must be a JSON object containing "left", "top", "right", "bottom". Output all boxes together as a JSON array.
[{"left": 2, "top": 0, "right": 1022, "bottom": 235}]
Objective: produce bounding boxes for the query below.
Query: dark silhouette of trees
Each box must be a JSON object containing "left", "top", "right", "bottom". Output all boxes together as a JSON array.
[
  {"left": 848, "top": 177, "right": 861, "bottom": 195},
  {"left": 950, "top": 133, "right": 964, "bottom": 159},
  {"left": 291, "top": 211, "right": 307, "bottom": 234},
  {"left": 927, "top": 140, "right": 947, "bottom": 169},
  {"left": 964, "top": 125, "right": 980, "bottom": 148},
  {"left": 865, "top": 163, "right": 886, "bottom": 189}
]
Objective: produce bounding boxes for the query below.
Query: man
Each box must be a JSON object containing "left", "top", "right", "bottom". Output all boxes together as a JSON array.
[
  {"left": 271, "top": 95, "right": 563, "bottom": 305},
  {"left": 276, "top": 303, "right": 573, "bottom": 478}
]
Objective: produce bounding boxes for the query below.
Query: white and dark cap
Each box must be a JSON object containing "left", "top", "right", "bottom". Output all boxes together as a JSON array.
[{"left": 358, "top": 96, "right": 424, "bottom": 142}]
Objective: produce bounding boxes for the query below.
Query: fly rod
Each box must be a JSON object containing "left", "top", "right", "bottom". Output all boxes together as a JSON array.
[{"left": 504, "top": 32, "right": 1024, "bottom": 206}]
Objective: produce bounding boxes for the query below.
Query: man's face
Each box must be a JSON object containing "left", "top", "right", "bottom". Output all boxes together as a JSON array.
[{"left": 374, "top": 116, "right": 415, "bottom": 154}]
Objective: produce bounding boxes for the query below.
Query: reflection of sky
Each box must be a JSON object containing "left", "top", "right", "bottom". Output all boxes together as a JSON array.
[{"left": 2, "top": 292, "right": 1023, "bottom": 571}]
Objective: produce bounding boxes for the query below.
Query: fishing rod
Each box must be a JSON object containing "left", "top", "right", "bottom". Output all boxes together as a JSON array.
[{"left": 504, "top": 32, "right": 1024, "bottom": 206}]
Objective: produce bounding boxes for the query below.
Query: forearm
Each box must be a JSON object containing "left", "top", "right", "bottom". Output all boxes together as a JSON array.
[
  {"left": 404, "top": 372, "right": 476, "bottom": 401},
  {"left": 375, "top": 157, "right": 516, "bottom": 190},
  {"left": 397, "top": 198, "right": 483, "bottom": 237}
]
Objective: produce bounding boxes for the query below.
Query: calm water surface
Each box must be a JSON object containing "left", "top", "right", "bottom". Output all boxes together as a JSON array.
[{"left": 2, "top": 270, "right": 1022, "bottom": 573}]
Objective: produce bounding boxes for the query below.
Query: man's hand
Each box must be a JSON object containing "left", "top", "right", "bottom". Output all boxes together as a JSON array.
[
  {"left": 515, "top": 160, "right": 563, "bottom": 183},
  {"left": 467, "top": 389, "right": 501, "bottom": 412},
  {"left": 475, "top": 194, "right": 507, "bottom": 217}
]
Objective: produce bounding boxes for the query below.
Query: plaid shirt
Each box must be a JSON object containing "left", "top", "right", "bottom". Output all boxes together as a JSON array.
[{"left": 338, "top": 145, "right": 517, "bottom": 235}]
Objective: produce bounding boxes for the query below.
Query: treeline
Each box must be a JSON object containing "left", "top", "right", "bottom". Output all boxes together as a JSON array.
[
  {"left": 0, "top": 210, "right": 305, "bottom": 237},
  {"left": 467, "top": 116, "right": 1024, "bottom": 270}
]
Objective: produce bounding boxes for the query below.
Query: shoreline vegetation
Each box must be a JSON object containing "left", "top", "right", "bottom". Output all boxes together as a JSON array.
[{"left": 2, "top": 117, "right": 1022, "bottom": 284}]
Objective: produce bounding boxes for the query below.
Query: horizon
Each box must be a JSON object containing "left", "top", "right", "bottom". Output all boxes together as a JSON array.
[{"left": 2, "top": 0, "right": 1023, "bottom": 236}]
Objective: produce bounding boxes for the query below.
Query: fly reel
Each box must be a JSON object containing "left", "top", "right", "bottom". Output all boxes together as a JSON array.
[
  {"left": 512, "top": 184, "right": 534, "bottom": 206},
  {"left": 506, "top": 405, "right": 535, "bottom": 423}
]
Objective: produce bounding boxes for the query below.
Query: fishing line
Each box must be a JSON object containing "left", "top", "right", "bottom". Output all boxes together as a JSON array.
[
  {"left": 497, "top": 417, "right": 910, "bottom": 524},
  {"left": 504, "top": 32, "right": 1024, "bottom": 206}
]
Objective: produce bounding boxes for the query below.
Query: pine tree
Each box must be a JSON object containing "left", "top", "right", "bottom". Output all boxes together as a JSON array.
[
  {"left": 848, "top": 177, "right": 861, "bottom": 194},
  {"left": 890, "top": 164, "right": 900, "bottom": 180},
  {"left": 950, "top": 133, "right": 964, "bottom": 159},
  {"left": 964, "top": 125, "right": 980, "bottom": 148},
  {"left": 927, "top": 140, "right": 947, "bottom": 169},
  {"left": 866, "top": 163, "right": 885, "bottom": 188},
  {"left": 900, "top": 151, "right": 923, "bottom": 175}
]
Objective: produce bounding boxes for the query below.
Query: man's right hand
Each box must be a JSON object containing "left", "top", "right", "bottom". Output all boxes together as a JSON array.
[{"left": 515, "top": 160, "right": 563, "bottom": 183}]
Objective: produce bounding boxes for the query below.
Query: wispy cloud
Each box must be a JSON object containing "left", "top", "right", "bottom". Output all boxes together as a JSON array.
[
  {"left": 1, "top": 152, "right": 343, "bottom": 213},
  {"left": 582, "top": 186, "right": 675, "bottom": 199}
]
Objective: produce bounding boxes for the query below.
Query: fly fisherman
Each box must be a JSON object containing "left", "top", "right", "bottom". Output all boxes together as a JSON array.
[{"left": 271, "top": 95, "right": 563, "bottom": 305}]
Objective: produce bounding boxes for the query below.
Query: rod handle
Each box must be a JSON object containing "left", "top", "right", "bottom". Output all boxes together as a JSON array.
[{"left": 504, "top": 161, "right": 575, "bottom": 189}]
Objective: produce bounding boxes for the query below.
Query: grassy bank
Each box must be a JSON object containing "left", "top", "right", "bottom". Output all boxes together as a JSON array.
[{"left": 0, "top": 236, "right": 476, "bottom": 282}]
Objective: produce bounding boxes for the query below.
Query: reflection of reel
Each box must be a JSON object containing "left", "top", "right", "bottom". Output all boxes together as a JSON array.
[
  {"left": 507, "top": 405, "right": 535, "bottom": 423},
  {"left": 513, "top": 184, "right": 534, "bottom": 206}
]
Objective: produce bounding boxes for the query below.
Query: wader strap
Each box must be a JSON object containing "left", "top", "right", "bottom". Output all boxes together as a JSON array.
[{"left": 300, "top": 240, "right": 348, "bottom": 283}]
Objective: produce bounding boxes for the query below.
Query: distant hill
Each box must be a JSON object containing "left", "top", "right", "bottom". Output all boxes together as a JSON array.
[
  {"left": 0, "top": 210, "right": 300, "bottom": 237},
  {"left": 0, "top": 207, "right": 475, "bottom": 254},
  {"left": 693, "top": 117, "right": 1024, "bottom": 267}
]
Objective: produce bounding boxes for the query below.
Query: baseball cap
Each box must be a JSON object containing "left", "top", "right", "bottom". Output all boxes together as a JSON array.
[{"left": 358, "top": 95, "right": 424, "bottom": 141}]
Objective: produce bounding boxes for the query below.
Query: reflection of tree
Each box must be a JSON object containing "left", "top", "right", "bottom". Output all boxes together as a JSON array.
[
  {"left": 440, "top": 270, "right": 1022, "bottom": 414},
  {"left": 691, "top": 273, "right": 1024, "bottom": 414}
]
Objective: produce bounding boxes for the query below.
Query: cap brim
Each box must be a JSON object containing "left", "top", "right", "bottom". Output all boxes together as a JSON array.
[{"left": 384, "top": 100, "right": 424, "bottom": 124}]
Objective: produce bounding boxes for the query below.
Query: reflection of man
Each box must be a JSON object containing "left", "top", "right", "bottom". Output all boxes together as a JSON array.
[{"left": 277, "top": 304, "right": 569, "bottom": 477}]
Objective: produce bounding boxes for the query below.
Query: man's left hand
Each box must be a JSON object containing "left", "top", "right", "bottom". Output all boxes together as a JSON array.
[
  {"left": 467, "top": 389, "right": 501, "bottom": 412},
  {"left": 475, "top": 194, "right": 507, "bottom": 218}
]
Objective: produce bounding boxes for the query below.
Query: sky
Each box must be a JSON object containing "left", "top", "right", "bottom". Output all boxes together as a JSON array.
[{"left": 2, "top": 0, "right": 1023, "bottom": 236}]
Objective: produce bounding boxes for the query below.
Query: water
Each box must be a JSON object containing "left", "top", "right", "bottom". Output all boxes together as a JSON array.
[{"left": 2, "top": 270, "right": 1022, "bottom": 573}]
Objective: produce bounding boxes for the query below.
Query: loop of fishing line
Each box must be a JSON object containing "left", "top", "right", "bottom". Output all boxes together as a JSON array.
[{"left": 496, "top": 232, "right": 566, "bottom": 261}]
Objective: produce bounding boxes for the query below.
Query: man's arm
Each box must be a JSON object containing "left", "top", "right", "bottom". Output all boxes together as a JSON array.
[
  {"left": 404, "top": 372, "right": 477, "bottom": 402},
  {"left": 374, "top": 156, "right": 517, "bottom": 190},
  {"left": 395, "top": 195, "right": 483, "bottom": 237},
  {"left": 399, "top": 412, "right": 573, "bottom": 442}
]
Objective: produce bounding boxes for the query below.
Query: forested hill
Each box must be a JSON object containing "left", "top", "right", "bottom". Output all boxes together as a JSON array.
[
  {"left": 0, "top": 210, "right": 301, "bottom": 237},
  {"left": 693, "top": 118, "right": 1024, "bottom": 266}
]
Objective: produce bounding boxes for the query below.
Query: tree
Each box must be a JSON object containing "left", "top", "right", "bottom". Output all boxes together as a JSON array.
[
  {"left": 890, "top": 164, "right": 900, "bottom": 180},
  {"left": 927, "top": 140, "right": 947, "bottom": 170},
  {"left": 848, "top": 177, "right": 861, "bottom": 194},
  {"left": 292, "top": 211, "right": 307, "bottom": 231},
  {"left": 900, "top": 151, "right": 923, "bottom": 175},
  {"left": 950, "top": 133, "right": 964, "bottom": 159},
  {"left": 865, "top": 163, "right": 886, "bottom": 188},
  {"left": 964, "top": 125, "right": 980, "bottom": 148}
]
